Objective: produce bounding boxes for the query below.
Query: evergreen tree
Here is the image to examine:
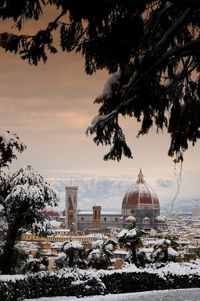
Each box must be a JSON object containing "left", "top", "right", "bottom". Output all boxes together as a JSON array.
[
  {"left": 0, "top": 165, "right": 58, "bottom": 274},
  {"left": 1, "top": 1, "right": 200, "bottom": 161},
  {"left": 0, "top": 131, "right": 26, "bottom": 168}
]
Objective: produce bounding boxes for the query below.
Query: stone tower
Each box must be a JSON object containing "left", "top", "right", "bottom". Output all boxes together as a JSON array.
[
  {"left": 92, "top": 205, "right": 101, "bottom": 229},
  {"left": 65, "top": 185, "right": 78, "bottom": 230}
]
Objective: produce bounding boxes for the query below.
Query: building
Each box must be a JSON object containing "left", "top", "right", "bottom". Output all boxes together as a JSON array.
[
  {"left": 65, "top": 170, "right": 166, "bottom": 231},
  {"left": 122, "top": 169, "right": 165, "bottom": 229},
  {"left": 65, "top": 185, "right": 78, "bottom": 230},
  {"left": 77, "top": 206, "right": 122, "bottom": 230}
]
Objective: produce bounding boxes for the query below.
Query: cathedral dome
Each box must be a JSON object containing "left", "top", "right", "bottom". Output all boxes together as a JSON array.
[{"left": 122, "top": 170, "right": 159, "bottom": 210}]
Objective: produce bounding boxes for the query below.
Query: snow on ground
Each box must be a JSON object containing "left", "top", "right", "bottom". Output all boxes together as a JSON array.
[{"left": 24, "top": 288, "right": 200, "bottom": 301}]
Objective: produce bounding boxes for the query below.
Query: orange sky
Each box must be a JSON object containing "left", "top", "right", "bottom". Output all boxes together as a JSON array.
[{"left": 0, "top": 11, "right": 200, "bottom": 205}]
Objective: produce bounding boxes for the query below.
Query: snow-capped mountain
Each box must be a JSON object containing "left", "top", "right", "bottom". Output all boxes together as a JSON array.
[
  {"left": 47, "top": 176, "right": 200, "bottom": 214},
  {"left": 47, "top": 176, "right": 133, "bottom": 212}
]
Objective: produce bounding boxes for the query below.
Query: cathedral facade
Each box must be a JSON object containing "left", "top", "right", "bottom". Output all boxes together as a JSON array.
[{"left": 65, "top": 170, "right": 166, "bottom": 231}]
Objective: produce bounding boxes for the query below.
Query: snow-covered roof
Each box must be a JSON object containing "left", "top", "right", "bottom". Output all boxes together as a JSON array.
[
  {"left": 77, "top": 211, "right": 121, "bottom": 216},
  {"left": 155, "top": 216, "right": 166, "bottom": 223},
  {"left": 63, "top": 241, "right": 83, "bottom": 251},
  {"left": 49, "top": 220, "right": 62, "bottom": 227},
  {"left": 53, "top": 229, "right": 70, "bottom": 232},
  {"left": 77, "top": 211, "right": 92, "bottom": 215},
  {"left": 125, "top": 216, "right": 137, "bottom": 223},
  {"left": 101, "top": 212, "right": 121, "bottom": 215}
]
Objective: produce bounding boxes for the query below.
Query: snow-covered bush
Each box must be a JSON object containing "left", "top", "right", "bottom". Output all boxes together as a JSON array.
[
  {"left": 151, "top": 238, "right": 180, "bottom": 263},
  {"left": 56, "top": 241, "right": 86, "bottom": 269},
  {"left": 22, "top": 249, "right": 49, "bottom": 274},
  {"left": 117, "top": 226, "right": 147, "bottom": 267},
  {"left": 55, "top": 252, "right": 68, "bottom": 269},
  {"left": 1, "top": 261, "right": 200, "bottom": 300},
  {"left": 22, "top": 257, "right": 48, "bottom": 274},
  {"left": 87, "top": 238, "right": 117, "bottom": 269}
]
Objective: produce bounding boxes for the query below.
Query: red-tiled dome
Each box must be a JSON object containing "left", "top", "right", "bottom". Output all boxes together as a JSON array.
[{"left": 122, "top": 170, "right": 159, "bottom": 209}]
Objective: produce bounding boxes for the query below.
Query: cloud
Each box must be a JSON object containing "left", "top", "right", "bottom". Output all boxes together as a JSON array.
[{"left": 156, "top": 179, "right": 174, "bottom": 188}]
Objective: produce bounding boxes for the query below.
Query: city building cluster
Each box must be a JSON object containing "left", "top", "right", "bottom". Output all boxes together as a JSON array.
[{"left": 5, "top": 170, "right": 200, "bottom": 271}]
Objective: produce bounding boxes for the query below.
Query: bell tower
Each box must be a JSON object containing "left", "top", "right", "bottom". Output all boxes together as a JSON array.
[
  {"left": 92, "top": 205, "right": 101, "bottom": 229},
  {"left": 65, "top": 185, "right": 78, "bottom": 230}
]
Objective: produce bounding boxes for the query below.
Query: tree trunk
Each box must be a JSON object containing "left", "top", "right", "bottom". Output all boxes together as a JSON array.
[
  {"left": 163, "top": 248, "right": 169, "bottom": 262},
  {"left": 0, "top": 220, "right": 20, "bottom": 274},
  {"left": 130, "top": 245, "right": 139, "bottom": 266}
]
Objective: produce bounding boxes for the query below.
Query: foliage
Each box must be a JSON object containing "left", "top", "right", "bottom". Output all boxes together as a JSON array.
[
  {"left": 86, "top": 238, "right": 117, "bottom": 270},
  {"left": 118, "top": 226, "right": 147, "bottom": 267},
  {"left": 55, "top": 238, "right": 117, "bottom": 270},
  {"left": 1, "top": 1, "right": 200, "bottom": 161},
  {"left": 194, "top": 247, "right": 200, "bottom": 259},
  {"left": 0, "top": 131, "right": 26, "bottom": 168},
  {"left": 72, "top": 275, "right": 106, "bottom": 298},
  {"left": 151, "top": 238, "right": 180, "bottom": 263},
  {"left": 0, "top": 243, "right": 28, "bottom": 274},
  {"left": 55, "top": 241, "right": 86, "bottom": 269},
  {"left": 0, "top": 165, "right": 58, "bottom": 274},
  {"left": 22, "top": 258, "right": 48, "bottom": 274},
  {"left": 55, "top": 252, "right": 68, "bottom": 269},
  {"left": 1, "top": 264, "right": 200, "bottom": 301},
  {"left": 22, "top": 248, "right": 49, "bottom": 274}
]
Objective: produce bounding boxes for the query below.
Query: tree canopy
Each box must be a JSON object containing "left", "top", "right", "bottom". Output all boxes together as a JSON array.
[
  {"left": 1, "top": 0, "right": 200, "bottom": 162},
  {"left": 0, "top": 131, "right": 26, "bottom": 168},
  {"left": 0, "top": 165, "right": 58, "bottom": 274}
]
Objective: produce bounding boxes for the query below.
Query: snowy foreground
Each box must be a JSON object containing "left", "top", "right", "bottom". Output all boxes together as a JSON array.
[{"left": 24, "top": 288, "right": 200, "bottom": 301}]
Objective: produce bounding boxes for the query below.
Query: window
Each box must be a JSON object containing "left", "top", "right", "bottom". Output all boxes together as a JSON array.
[
  {"left": 104, "top": 217, "right": 107, "bottom": 221},
  {"left": 81, "top": 217, "right": 84, "bottom": 221}
]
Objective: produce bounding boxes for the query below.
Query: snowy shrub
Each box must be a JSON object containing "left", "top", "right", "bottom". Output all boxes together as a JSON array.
[
  {"left": 152, "top": 239, "right": 180, "bottom": 263},
  {"left": 118, "top": 226, "right": 147, "bottom": 267},
  {"left": 56, "top": 241, "right": 86, "bottom": 269},
  {"left": 55, "top": 252, "right": 68, "bottom": 269},
  {"left": 87, "top": 238, "right": 117, "bottom": 269},
  {"left": 1, "top": 262, "right": 200, "bottom": 300},
  {"left": 22, "top": 257, "right": 48, "bottom": 274},
  {"left": 0, "top": 272, "right": 75, "bottom": 301}
]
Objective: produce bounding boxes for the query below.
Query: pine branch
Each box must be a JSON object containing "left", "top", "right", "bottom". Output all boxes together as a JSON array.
[{"left": 156, "top": 8, "right": 191, "bottom": 48}]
